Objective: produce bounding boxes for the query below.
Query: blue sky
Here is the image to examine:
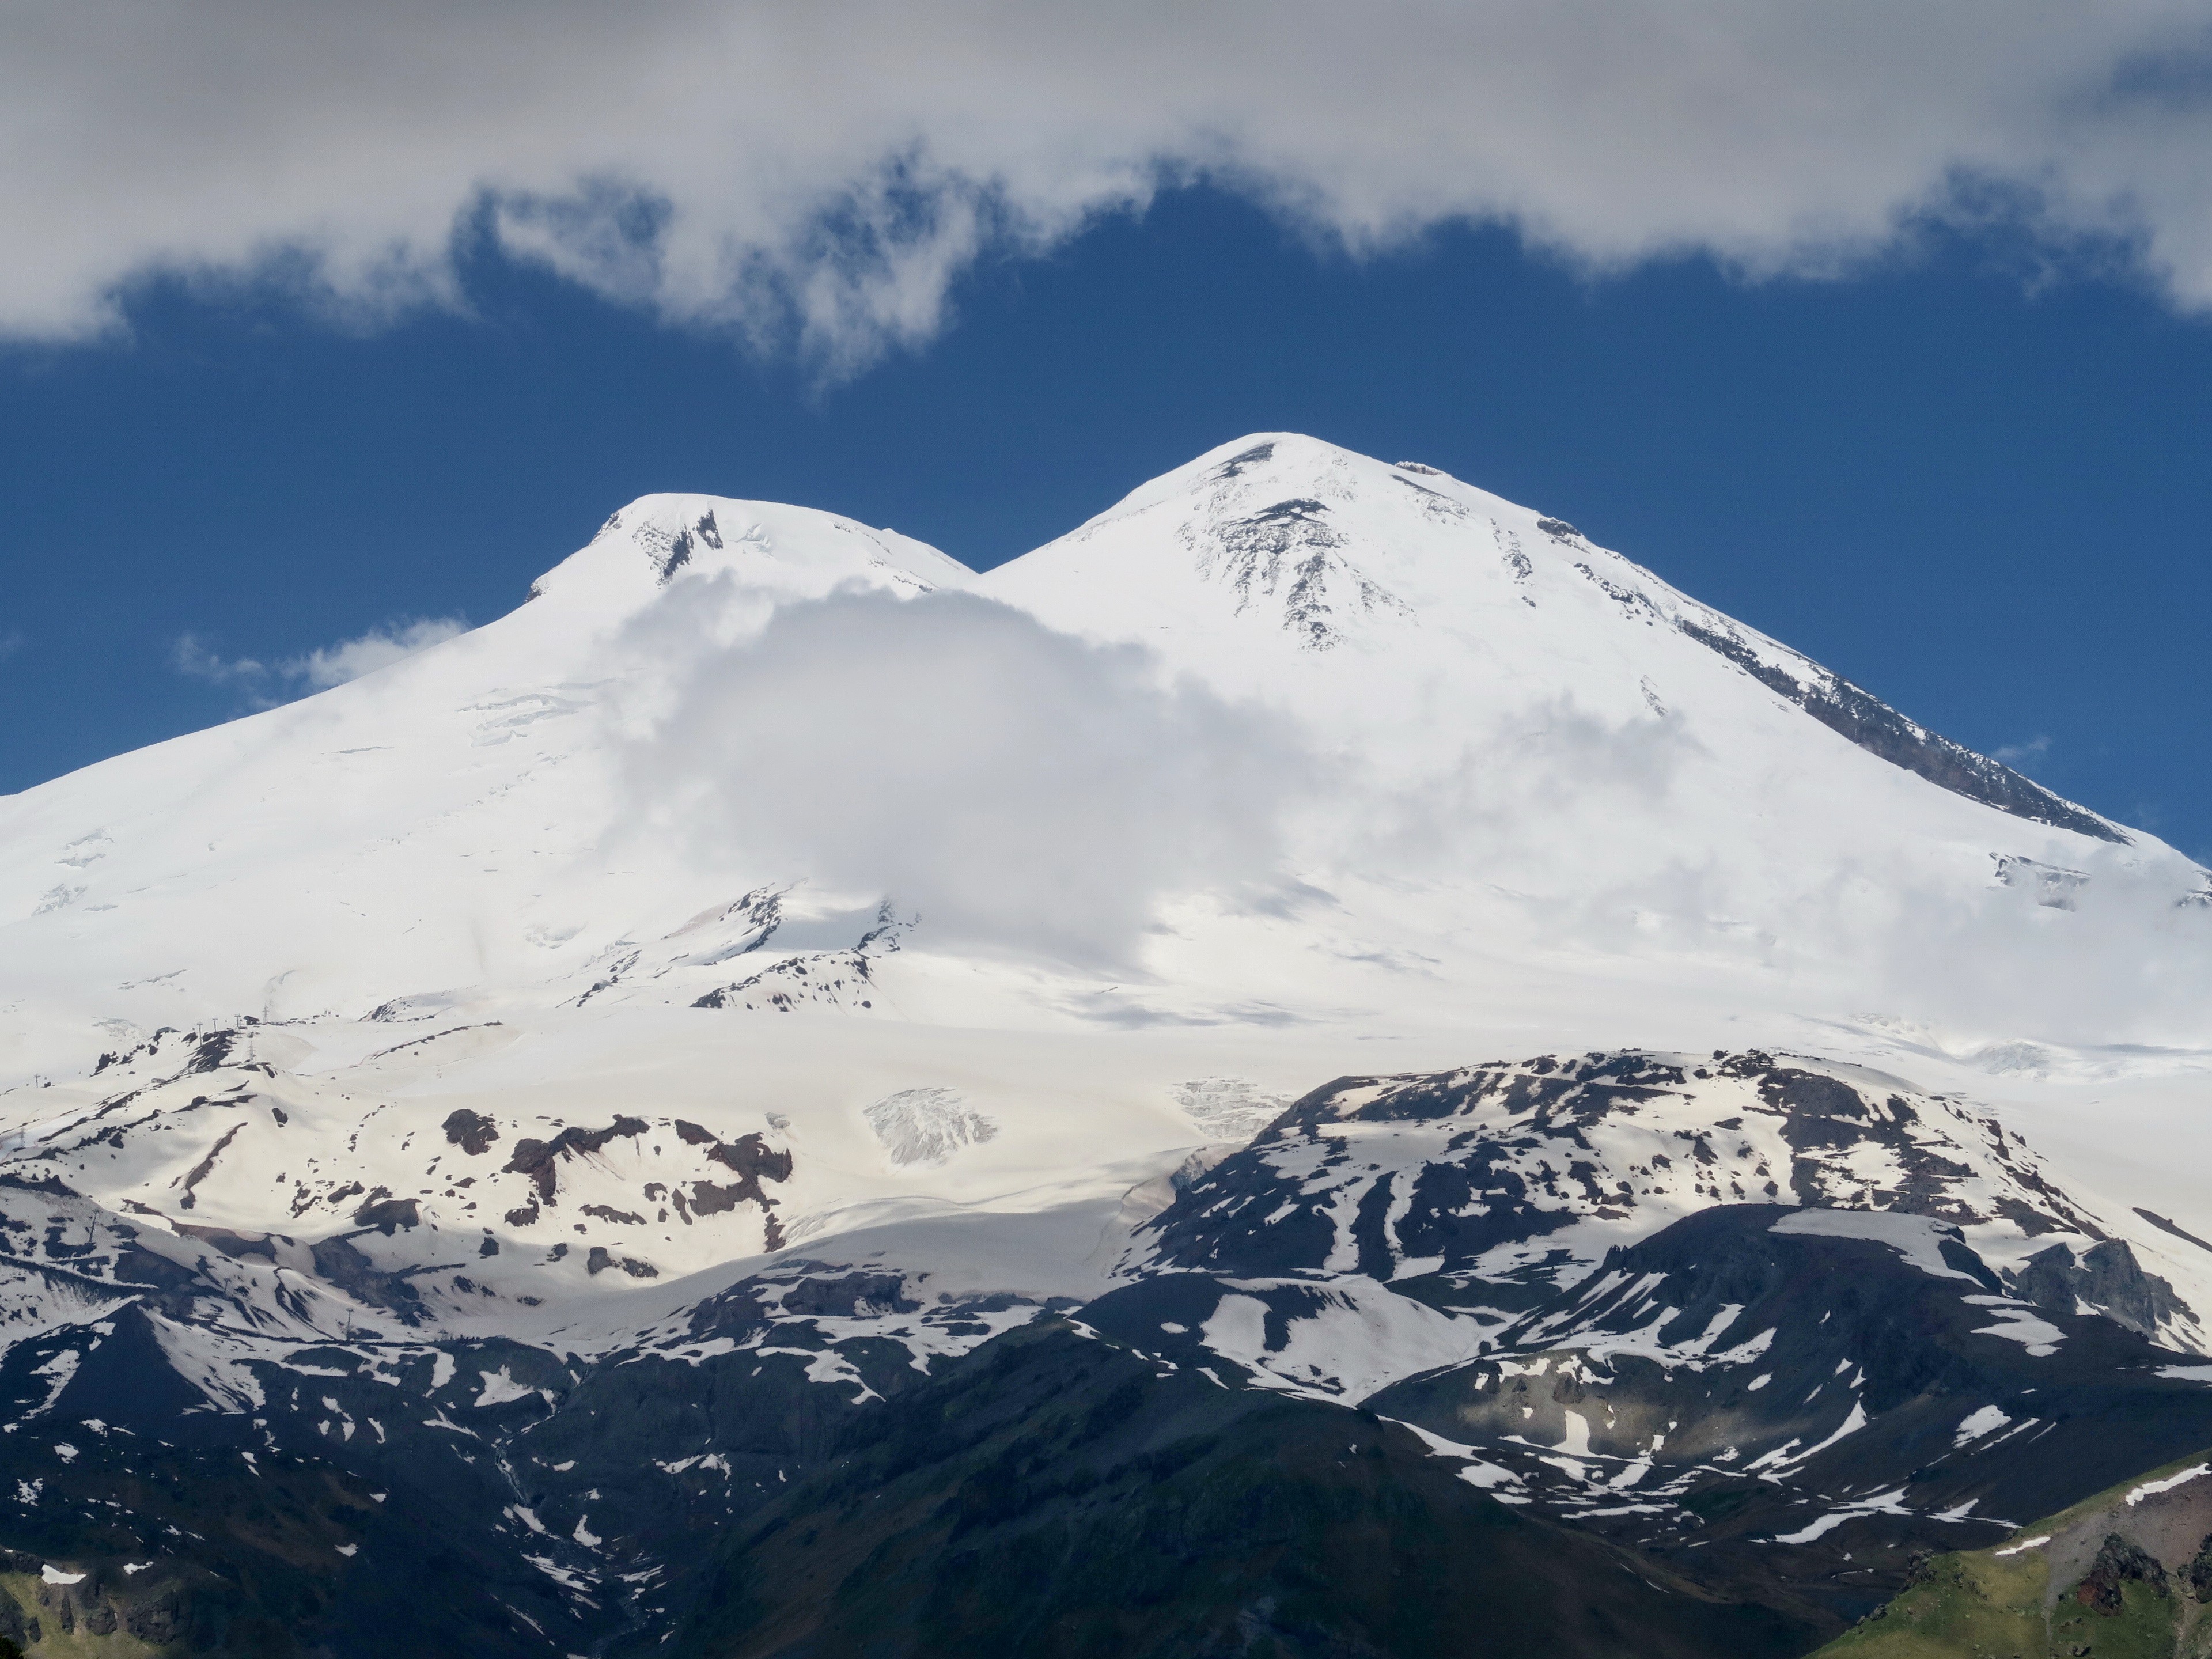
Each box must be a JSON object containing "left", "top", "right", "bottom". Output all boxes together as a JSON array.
[{"left": 3, "top": 6, "right": 2210, "bottom": 855}]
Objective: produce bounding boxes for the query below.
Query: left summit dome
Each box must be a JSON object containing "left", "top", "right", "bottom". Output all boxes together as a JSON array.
[
  {"left": 519, "top": 493, "right": 972, "bottom": 619},
  {"left": 0, "top": 494, "right": 977, "bottom": 1071}
]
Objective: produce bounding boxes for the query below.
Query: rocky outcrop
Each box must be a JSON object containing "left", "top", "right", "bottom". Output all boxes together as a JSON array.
[
  {"left": 503, "top": 1116, "right": 649, "bottom": 1203},
  {"left": 2009, "top": 1237, "right": 2195, "bottom": 1342}
]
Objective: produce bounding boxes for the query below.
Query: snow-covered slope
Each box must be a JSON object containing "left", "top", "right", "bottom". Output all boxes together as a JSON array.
[
  {"left": 2, "top": 435, "right": 2210, "bottom": 1650},
  {"left": 982, "top": 435, "right": 2207, "bottom": 1044},
  {"left": 7, "top": 435, "right": 2207, "bottom": 1078}
]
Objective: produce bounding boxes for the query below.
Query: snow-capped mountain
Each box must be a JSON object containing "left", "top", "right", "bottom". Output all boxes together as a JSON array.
[
  {"left": 9, "top": 434, "right": 2207, "bottom": 1066},
  {"left": 2, "top": 435, "right": 2210, "bottom": 1654}
]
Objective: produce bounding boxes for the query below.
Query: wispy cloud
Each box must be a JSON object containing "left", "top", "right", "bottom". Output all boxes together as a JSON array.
[
  {"left": 7, "top": 5, "right": 2212, "bottom": 374},
  {"left": 282, "top": 616, "right": 469, "bottom": 690},
  {"left": 1992, "top": 735, "right": 2052, "bottom": 770},
  {"left": 172, "top": 616, "right": 467, "bottom": 706},
  {"left": 0, "top": 630, "right": 24, "bottom": 662}
]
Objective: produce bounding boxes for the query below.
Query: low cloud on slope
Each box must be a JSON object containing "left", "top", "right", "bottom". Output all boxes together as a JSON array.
[
  {"left": 173, "top": 616, "right": 468, "bottom": 705},
  {"left": 9, "top": 3, "right": 2212, "bottom": 370},
  {"left": 620, "top": 584, "right": 1308, "bottom": 968}
]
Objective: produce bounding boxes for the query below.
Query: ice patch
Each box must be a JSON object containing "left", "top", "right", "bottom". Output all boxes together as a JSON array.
[
  {"left": 1764, "top": 1485, "right": 1914, "bottom": 1542},
  {"left": 1770, "top": 1512, "right": 1854, "bottom": 1544},
  {"left": 475, "top": 1366, "right": 536, "bottom": 1407},
  {"left": 1199, "top": 1294, "right": 1272, "bottom": 1371},
  {"left": 863, "top": 1089, "right": 998, "bottom": 1168},
  {"left": 1953, "top": 1404, "right": 2010, "bottom": 1447},
  {"left": 1174, "top": 1077, "right": 1289, "bottom": 1140},
  {"left": 20, "top": 1349, "right": 81, "bottom": 1421},
  {"left": 1391, "top": 1419, "right": 1528, "bottom": 1496},
  {"left": 2127, "top": 1463, "right": 2210, "bottom": 1506},
  {"left": 1963, "top": 1297, "right": 2065, "bottom": 1356},
  {"left": 1770, "top": 1209, "right": 1980, "bottom": 1282},
  {"left": 1792, "top": 1400, "right": 1869, "bottom": 1465}
]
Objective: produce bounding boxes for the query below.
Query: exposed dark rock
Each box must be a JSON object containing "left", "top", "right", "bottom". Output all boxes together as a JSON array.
[
  {"left": 687, "top": 1181, "right": 750, "bottom": 1217},
  {"left": 1675, "top": 614, "right": 2122, "bottom": 841},
  {"left": 2075, "top": 1531, "right": 2168, "bottom": 1614},
  {"left": 1139, "top": 1050, "right": 2111, "bottom": 1296},
  {"left": 1210, "top": 440, "right": 1275, "bottom": 478},
  {"left": 124, "top": 1589, "right": 180, "bottom": 1642},
  {"left": 0, "top": 1584, "right": 34, "bottom": 1646},
  {"left": 778, "top": 1272, "right": 918, "bottom": 1318},
  {"left": 175, "top": 1121, "right": 244, "bottom": 1210},
  {"left": 672, "top": 1122, "right": 791, "bottom": 1245},
  {"left": 172, "top": 1219, "right": 278, "bottom": 1261},
  {"left": 2135, "top": 1206, "right": 2212, "bottom": 1255},
  {"left": 309, "top": 1236, "right": 426, "bottom": 1323},
  {"left": 666, "top": 1320, "right": 1814, "bottom": 1659},
  {"left": 2007, "top": 1238, "right": 2194, "bottom": 1342},
  {"left": 1205, "top": 497, "right": 1407, "bottom": 650},
  {"left": 442, "top": 1109, "right": 500, "bottom": 1156},
  {"left": 2188, "top": 1533, "right": 2212, "bottom": 1602},
  {"left": 182, "top": 1028, "right": 240, "bottom": 1075},
  {"left": 503, "top": 1116, "right": 649, "bottom": 1203},
  {"left": 1993, "top": 852, "right": 2089, "bottom": 908},
  {"left": 352, "top": 1195, "right": 421, "bottom": 1233},
  {"left": 654, "top": 528, "right": 694, "bottom": 582}
]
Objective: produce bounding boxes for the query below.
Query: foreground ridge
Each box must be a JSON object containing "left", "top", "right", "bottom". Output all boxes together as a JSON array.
[{"left": 1, "top": 1042, "right": 2209, "bottom": 1651}]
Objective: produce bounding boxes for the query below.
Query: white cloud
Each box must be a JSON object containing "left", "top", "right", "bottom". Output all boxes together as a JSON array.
[
  {"left": 7, "top": 3, "right": 2212, "bottom": 371},
  {"left": 618, "top": 582, "right": 1310, "bottom": 968},
  {"left": 281, "top": 617, "right": 469, "bottom": 690},
  {"left": 171, "top": 616, "right": 467, "bottom": 702},
  {"left": 171, "top": 634, "right": 269, "bottom": 689},
  {"left": 1993, "top": 735, "right": 2053, "bottom": 767}
]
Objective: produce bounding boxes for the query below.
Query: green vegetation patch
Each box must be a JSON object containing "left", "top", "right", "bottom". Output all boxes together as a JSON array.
[{"left": 1815, "top": 1445, "right": 2212, "bottom": 1659}]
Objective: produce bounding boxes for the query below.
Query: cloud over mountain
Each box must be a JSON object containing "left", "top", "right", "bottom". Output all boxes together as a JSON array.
[
  {"left": 9, "top": 2, "right": 2212, "bottom": 369},
  {"left": 618, "top": 583, "right": 1308, "bottom": 968},
  {"left": 172, "top": 616, "right": 469, "bottom": 706}
]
